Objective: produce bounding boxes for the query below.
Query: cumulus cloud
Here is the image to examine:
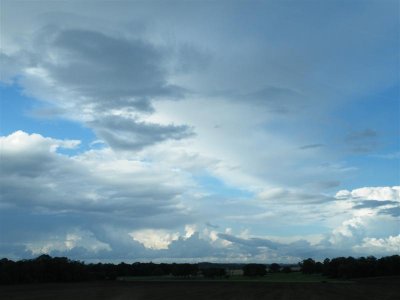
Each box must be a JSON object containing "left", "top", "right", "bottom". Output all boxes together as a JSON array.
[
  {"left": 0, "top": 130, "right": 195, "bottom": 225},
  {"left": 26, "top": 229, "right": 112, "bottom": 256},
  {"left": 334, "top": 186, "right": 400, "bottom": 219},
  {"left": 0, "top": 130, "right": 207, "bottom": 260},
  {"left": 130, "top": 229, "right": 179, "bottom": 250},
  {"left": 353, "top": 235, "right": 400, "bottom": 255},
  {"left": 335, "top": 186, "right": 400, "bottom": 201}
]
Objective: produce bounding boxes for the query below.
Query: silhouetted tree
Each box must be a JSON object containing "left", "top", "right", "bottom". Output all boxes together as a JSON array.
[
  {"left": 171, "top": 263, "right": 198, "bottom": 277},
  {"left": 300, "top": 258, "right": 316, "bottom": 274},
  {"left": 243, "top": 264, "right": 266, "bottom": 277},
  {"left": 1, "top": 254, "right": 399, "bottom": 284},
  {"left": 202, "top": 267, "right": 226, "bottom": 278},
  {"left": 269, "top": 263, "right": 281, "bottom": 273},
  {"left": 282, "top": 266, "right": 292, "bottom": 273}
]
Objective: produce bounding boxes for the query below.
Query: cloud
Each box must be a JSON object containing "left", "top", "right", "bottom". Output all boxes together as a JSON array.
[
  {"left": 372, "top": 151, "right": 400, "bottom": 160},
  {"left": 0, "top": 52, "right": 24, "bottom": 84},
  {"left": 130, "top": 229, "right": 179, "bottom": 250},
  {"left": 352, "top": 200, "right": 397, "bottom": 210},
  {"left": 344, "top": 129, "right": 379, "bottom": 153},
  {"left": 335, "top": 186, "right": 400, "bottom": 201},
  {"left": 299, "top": 144, "right": 325, "bottom": 150},
  {"left": 26, "top": 229, "right": 112, "bottom": 255},
  {"left": 0, "top": 130, "right": 208, "bottom": 260},
  {"left": 39, "top": 28, "right": 185, "bottom": 111},
  {"left": 90, "top": 116, "right": 193, "bottom": 151},
  {"left": 239, "top": 86, "right": 304, "bottom": 114},
  {"left": 257, "top": 187, "right": 333, "bottom": 204},
  {"left": 162, "top": 232, "right": 220, "bottom": 259},
  {"left": 353, "top": 235, "right": 400, "bottom": 255},
  {"left": 2, "top": 26, "right": 192, "bottom": 151},
  {"left": 218, "top": 233, "right": 281, "bottom": 250},
  {"left": 0, "top": 130, "right": 194, "bottom": 221}
]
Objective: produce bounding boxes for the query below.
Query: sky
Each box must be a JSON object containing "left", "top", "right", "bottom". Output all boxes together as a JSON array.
[{"left": 0, "top": 0, "right": 399, "bottom": 263}]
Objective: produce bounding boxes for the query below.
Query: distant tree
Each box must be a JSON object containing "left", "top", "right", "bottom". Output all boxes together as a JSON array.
[
  {"left": 314, "top": 262, "right": 323, "bottom": 273},
  {"left": 202, "top": 267, "right": 226, "bottom": 278},
  {"left": 243, "top": 264, "right": 266, "bottom": 277},
  {"left": 269, "top": 263, "right": 281, "bottom": 273},
  {"left": 322, "top": 258, "right": 330, "bottom": 275},
  {"left": 171, "top": 263, "right": 198, "bottom": 277},
  {"left": 1, "top": 254, "right": 399, "bottom": 284},
  {"left": 300, "top": 258, "right": 316, "bottom": 274},
  {"left": 282, "top": 266, "right": 292, "bottom": 273}
]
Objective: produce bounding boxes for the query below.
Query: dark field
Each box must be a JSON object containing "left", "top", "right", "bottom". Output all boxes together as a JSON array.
[{"left": 1, "top": 277, "right": 399, "bottom": 300}]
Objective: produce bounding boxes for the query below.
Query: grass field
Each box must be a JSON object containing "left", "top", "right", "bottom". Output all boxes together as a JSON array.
[
  {"left": 1, "top": 276, "right": 399, "bottom": 300},
  {"left": 118, "top": 272, "right": 349, "bottom": 283}
]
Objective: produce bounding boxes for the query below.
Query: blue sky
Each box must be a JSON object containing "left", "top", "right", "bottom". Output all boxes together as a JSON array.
[{"left": 0, "top": 0, "right": 399, "bottom": 262}]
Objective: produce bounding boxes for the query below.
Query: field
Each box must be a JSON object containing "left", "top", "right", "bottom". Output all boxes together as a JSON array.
[
  {"left": 118, "top": 272, "right": 348, "bottom": 283},
  {"left": 1, "top": 276, "right": 399, "bottom": 300}
]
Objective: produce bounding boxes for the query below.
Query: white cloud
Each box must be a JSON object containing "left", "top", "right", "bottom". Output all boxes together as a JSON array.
[
  {"left": 0, "top": 130, "right": 80, "bottom": 154},
  {"left": 129, "top": 229, "right": 179, "bottom": 250},
  {"left": 26, "top": 229, "right": 111, "bottom": 255},
  {"left": 335, "top": 186, "right": 400, "bottom": 201},
  {"left": 353, "top": 235, "right": 400, "bottom": 255}
]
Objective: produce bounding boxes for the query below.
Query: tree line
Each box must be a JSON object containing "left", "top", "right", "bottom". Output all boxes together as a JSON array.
[
  {"left": 0, "top": 255, "right": 200, "bottom": 284},
  {"left": 0, "top": 254, "right": 399, "bottom": 284},
  {"left": 300, "top": 255, "right": 400, "bottom": 279}
]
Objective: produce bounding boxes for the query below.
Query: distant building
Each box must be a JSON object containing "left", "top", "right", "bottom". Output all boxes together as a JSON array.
[
  {"left": 290, "top": 266, "right": 301, "bottom": 272},
  {"left": 226, "top": 269, "right": 244, "bottom": 276}
]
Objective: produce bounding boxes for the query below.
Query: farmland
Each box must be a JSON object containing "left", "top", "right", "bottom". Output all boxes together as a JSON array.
[{"left": 1, "top": 276, "right": 399, "bottom": 300}]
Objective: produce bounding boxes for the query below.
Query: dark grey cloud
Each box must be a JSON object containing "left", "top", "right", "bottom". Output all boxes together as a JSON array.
[
  {"left": 307, "top": 180, "right": 341, "bottom": 189},
  {"left": 0, "top": 52, "right": 24, "bottom": 83},
  {"left": 173, "top": 43, "right": 212, "bottom": 74},
  {"left": 45, "top": 29, "right": 185, "bottom": 112},
  {"left": 237, "top": 86, "right": 304, "bottom": 114},
  {"left": 258, "top": 188, "right": 334, "bottom": 204},
  {"left": 345, "top": 129, "right": 379, "bottom": 153},
  {"left": 218, "top": 231, "right": 399, "bottom": 261},
  {"left": 378, "top": 206, "right": 400, "bottom": 217},
  {"left": 299, "top": 143, "right": 325, "bottom": 150},
  {"left": 218, "top": 233, "right": 324, "bottom": 259},
  {"left": 353, "top": 200, "right": 397, "bottom": 210},
  {"left": 218, "top": 233, "right": 280, "bottom": 250},
  {"left": 205, "top": 222, "right": 219, "bottom": 229},
  {"left": 162, "top": 233, "right": 219, "bottom": 259},
  {"left": 2, "top": 27, "right": 194, "bottom": 151},
  {"left": 91, "top": 116, "right": 194, "bottom": 151}
]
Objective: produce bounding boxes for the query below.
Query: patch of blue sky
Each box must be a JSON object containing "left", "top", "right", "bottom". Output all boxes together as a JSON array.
[
  {"left": 340, "top": 85, "right": 399, "bottom": 139},
  {"left": 194, "top": 172, "right": 253, "bottom": 199},
  {"left": 249, "top": 222, "right": 330, "bottom": 237},
  {"left": 0, "top": 84, "right": 97, "bottom": 155},
  {"left": 336, "top": 84, "right": 400, "bottom": 189},
  {"left": 343, "top": 155, "right": 399, "bottom": 190},
  {"left": 213, "top": 219, "right": 330, "bottom": 239}
]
